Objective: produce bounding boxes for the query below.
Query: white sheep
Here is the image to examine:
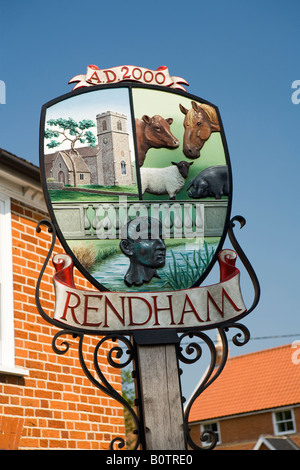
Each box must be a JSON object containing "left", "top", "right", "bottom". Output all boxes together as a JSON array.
[{"left": 140, "top": 161, "right": 193, "bottom": 200}]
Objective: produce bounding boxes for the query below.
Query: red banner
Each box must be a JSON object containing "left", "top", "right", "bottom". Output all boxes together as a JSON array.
[{"left": 52, "top": 250, "right": 246, "bottom": 333}]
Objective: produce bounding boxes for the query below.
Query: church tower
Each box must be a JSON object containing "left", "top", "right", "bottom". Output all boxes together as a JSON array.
[{"left": 96, "top": 111, "right": 134, "bottom": 186}]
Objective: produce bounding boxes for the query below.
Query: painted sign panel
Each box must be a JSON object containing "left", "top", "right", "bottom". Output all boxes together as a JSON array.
[{"left": 40, "top": 74, "right": 244, "bottom": 333}]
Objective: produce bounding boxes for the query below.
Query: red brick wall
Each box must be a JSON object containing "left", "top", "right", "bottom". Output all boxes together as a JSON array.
[
  {"left": 220, "top": 411, "right": 274, "bottom": 444},
  {"left": 0, "top": 199, "right": 125, "bottom": 449},
  {"left": 190, "top": 408, "right": 300, "bottom": 450}
]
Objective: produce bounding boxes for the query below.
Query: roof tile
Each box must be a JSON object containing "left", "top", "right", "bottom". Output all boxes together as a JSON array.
[{"left": 188, "top": 344, "right": 300, "bottom": 422}]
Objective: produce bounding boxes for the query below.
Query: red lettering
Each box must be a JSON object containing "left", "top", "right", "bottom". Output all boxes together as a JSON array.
[
  {"left": 144, "top": 70, "right": 153, "bottom": 83},
  {"left": 127, "top": 297, "right": 152, "bottom": 326},
  {"left": 104, "top": 69, "right": 117, "bottom": 83},
  {"left": 178, "top": 295, "right": 204, "bottom": 325},
  {"left": 88, "top": 71, "right": 101, "bottom": 83},
  {"left": 83, "top": 294, "right": 102, "bottom": 327},
  {"left": 121, "top": 66, "right": 131, "bottom": 80},
  {"left": 60, "top": 291, "right": 81, "bottom": 324},
  {"left": 206, "top": 288, "right": 243, "bottom": 321},
  {"left": 152, "top": 295, "right": 175, "bottom": 325},
  {"left": 155, "top": 72, "right": 165, "bottom": 85},
  {"left": 132, "top": 67, "right": 142, "bottom": 80},
  {"left": 103, "top": 297, "right": 125, "bottom": 327}
]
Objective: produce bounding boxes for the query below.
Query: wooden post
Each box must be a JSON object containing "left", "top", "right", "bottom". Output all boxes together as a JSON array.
[{"left": 133, "top": 330, "right": 186, "bottom": 450}]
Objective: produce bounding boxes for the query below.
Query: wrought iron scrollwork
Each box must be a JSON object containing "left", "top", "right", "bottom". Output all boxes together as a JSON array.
[
  {"left": 179, "top": 215, "right": 258, "bottom": 450},
  {"left": 35, "top": 214, "right": 259, "bottom": 451},
  {"left": 180, "top": 323, "right": 250, "bottom": 450},
  {"left": 52, "top": 329, "right": 74, "bottom": 355},
  {"left": 51, "top": 329, "right": 142, "bottom": 450},
  {"left": 228, "top": 216, "right": 260, "bottom": 315},
  {"left": 35, "top": 219, "right": 142, "bottom": 450},
  {"left": 77, "top": 333, "right": 141, "bottom": 450},
  {"left": 35, "top": 219, "right": 58, "bottom": 327}
]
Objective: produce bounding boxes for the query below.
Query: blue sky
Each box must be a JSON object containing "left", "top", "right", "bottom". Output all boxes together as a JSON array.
[{"left": 1, "top": 0, "right": 300, "bottom": 398}]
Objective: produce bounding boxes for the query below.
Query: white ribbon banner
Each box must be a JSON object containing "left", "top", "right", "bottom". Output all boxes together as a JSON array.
[
  {"left": 69, "top": 65, "right": 189, "bottom": 91},
  {"left": 52, "top": 250, "right": 246, "bottom": 333}
]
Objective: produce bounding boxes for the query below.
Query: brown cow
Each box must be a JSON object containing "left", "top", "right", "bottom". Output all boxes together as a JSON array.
[
  {"left": 179, "top": 101, "right": 220, "bottom": 159},
  {"left": 135, "top": 115, "right": 179, "bottom": 167}
]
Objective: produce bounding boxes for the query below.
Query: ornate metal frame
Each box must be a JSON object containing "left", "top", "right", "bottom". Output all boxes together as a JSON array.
[{"left": 35, "top": 215, "right": 260, "bottom": 450}]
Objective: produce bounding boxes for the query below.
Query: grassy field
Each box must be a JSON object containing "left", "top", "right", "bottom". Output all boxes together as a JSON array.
[{"left": 49, "top": 184, "right": 139, "bottom": 202}]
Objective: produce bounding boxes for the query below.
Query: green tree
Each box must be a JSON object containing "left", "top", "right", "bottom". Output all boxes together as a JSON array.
[
  {"left": 121, "top": 368, "right": 137, "bottom": 449},
  {"left": 45, "top": 117, "right": 96, "bottom": 187}
]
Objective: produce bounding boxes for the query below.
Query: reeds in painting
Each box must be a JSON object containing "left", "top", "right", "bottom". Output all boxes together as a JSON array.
[{"left": 164, "top": 241, "right": 215, "bottom": 290}]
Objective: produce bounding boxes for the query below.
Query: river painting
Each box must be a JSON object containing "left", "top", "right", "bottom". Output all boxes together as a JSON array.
[{"left": 68, "top": 238, "right": 219, "bottom": 293}]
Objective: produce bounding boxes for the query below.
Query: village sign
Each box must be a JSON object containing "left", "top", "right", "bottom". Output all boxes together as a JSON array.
[
  {"left": 38, "top": 64, "right": 257, "bottom": 336},
  {"left": 35, "top": 64, "right": 261, "bottom": 451}
]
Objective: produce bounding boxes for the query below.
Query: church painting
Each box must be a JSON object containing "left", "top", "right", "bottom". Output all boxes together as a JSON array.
[
  {"left": 43, "top": 87, "right": 138, "bottom": 196},
  {"left": 46, "top": 111, "right": 135, "bottom": 188}
]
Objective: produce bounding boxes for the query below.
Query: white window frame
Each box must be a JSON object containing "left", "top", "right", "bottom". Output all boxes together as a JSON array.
[
  {"left": 0, "top": 194, "right": 28, "bottom": 376},
  {"left": 200, "top": 421, "right": 221, "bottom": 447},
  {"left": 272, "top": 408, "right": 296, "bottom": 435}
]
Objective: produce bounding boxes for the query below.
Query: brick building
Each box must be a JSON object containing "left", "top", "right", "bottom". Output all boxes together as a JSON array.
[
  {"left": 188, "top": 343, "right": 300, "bottom": 450},
  {"left": 0, "top": 148, "right": 126, "bottom": 449},
  {"left": 45, "top": 111, "right": 134, "bottom": 188}
]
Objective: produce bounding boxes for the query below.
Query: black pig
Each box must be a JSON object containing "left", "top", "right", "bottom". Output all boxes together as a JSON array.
[{"left": 187, "top": 165, "right": 229, "bottom": 200}]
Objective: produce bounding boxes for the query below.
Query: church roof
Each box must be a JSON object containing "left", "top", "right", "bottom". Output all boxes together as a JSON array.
[
  {"left": 45, "top": 145, "right": 99, "bottom": 160},
  {"left": 55, "top": 150, "right": 91, "bottom": 173},
  {"left": 44, "top": 145, "right": 99, "bottom": 174}
]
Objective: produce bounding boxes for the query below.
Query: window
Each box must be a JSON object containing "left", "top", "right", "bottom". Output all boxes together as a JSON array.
[
  {"left": 117, "top": 120, "right": 122, "bottom": 130},
  {"left": 273, "top": 409, "right": 296, "bottom": 434},
  {"left": 201, "top": 421, "right": 220, "bottom": 446},
  {"left": 80, "top": 173, "right": 84, "bottom": 180},
  {"left": 0, "top": 194, "right": 27, "bottom": 375},
  {"left": 121, "top": 161, "right": 126, "bottom": 175},
  {"left": 102, "top": 120, "right": 107, "bottom": 131}
]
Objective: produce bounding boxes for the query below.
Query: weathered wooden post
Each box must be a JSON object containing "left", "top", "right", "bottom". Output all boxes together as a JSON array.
[
  {"left": 133, "top": 331, "right": 186, "bottom": 450},
  {"left": 36, "top": 64, "right": 260, "bottom": 451}
]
